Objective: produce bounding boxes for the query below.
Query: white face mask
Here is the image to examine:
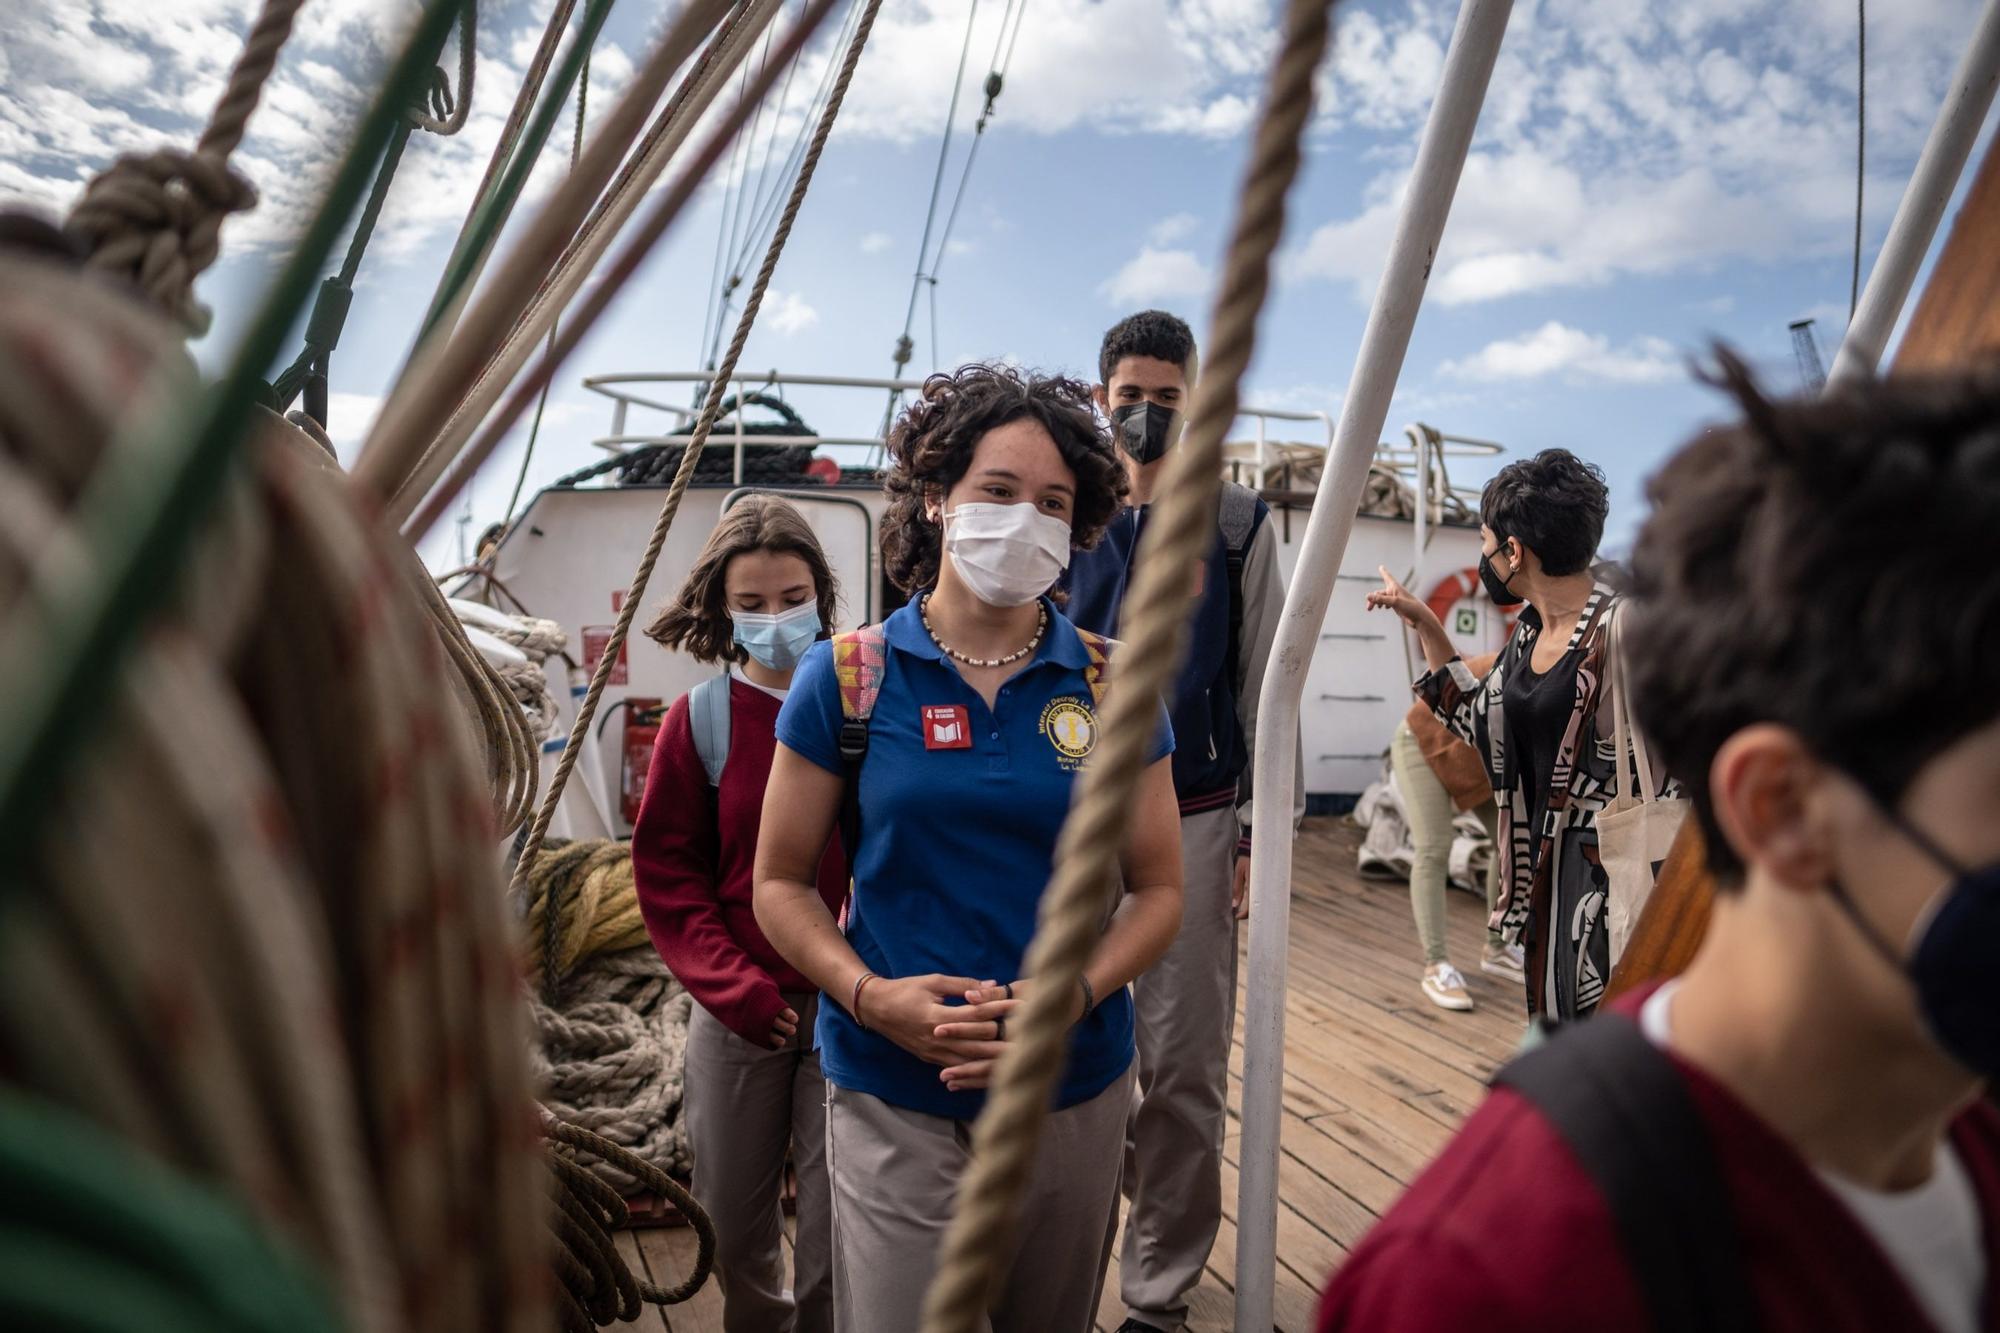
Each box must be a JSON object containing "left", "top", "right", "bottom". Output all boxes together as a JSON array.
[{"left": 942, "top": 501, "right": 1072, "bottom": 608}]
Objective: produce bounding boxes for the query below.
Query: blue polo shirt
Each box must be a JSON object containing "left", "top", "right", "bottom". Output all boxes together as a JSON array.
[{"left": 775, "top": 596, "right": 1173, "bottom": 1120}]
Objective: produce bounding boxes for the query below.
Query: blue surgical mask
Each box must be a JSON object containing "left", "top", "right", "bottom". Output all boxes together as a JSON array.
[{"left": 732, "top": 600, "right": 821, "bottom": 671}]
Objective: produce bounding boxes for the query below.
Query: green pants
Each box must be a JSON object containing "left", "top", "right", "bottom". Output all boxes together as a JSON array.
[{"left": 1390, "top": 721, "right": 1501, "bottom": 966}]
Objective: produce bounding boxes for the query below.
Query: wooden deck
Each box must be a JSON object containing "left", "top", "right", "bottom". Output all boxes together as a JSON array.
[{"left": 620, "top": 816, "right": 1524, "bottom": 1331}]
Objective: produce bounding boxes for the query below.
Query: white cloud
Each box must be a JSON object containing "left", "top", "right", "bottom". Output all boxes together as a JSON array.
[
  {"left": 859, "top": 230, "right": 893, "bottom": 254},
  {"left": 1295, "top": 0, "right": 1987, "bottom": 307},
  {"left": 1439, "top": 322, "right": 1682, "bottom": 385},
  {"left": 1099, "top": 246, "right": 1212, "bottom": 307},
  {"left": 764, "top": 289, "right": 819, "bottom": 336},
  {"left": 1147, "top": 212, "right": 1199, "bottom": 246}
]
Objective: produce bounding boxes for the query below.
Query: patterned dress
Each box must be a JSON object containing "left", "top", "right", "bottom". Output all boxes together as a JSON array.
[{"left": 1415, "top": 584, "right": 1676, "bottom": 1021}]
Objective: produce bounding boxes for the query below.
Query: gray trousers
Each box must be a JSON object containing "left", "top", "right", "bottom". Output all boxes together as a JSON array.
[
  {"left": 683, "top": 994, "right": 832, "bottom": 1333},
  {"left": 824, "top": 1066, "right": 1134, "bottom": 1333},
  {"left": 1117, "top": 803, "right": 1240, "bottom": 1330}
]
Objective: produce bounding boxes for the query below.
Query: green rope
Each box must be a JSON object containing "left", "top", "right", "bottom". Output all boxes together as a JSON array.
[
  {"left": 417, "top": 0, "right": 620, "bottom": 346},
  {"left": 0, "top": 0, "right": 469, "bottom": 893},
  {"left": 0, "top": 1091, "right": 340, "bottom": 1333}
]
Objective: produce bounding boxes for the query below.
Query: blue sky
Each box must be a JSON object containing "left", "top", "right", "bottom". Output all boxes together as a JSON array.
[{"left": 6, "top": 0, "right": 1993, "bottom": 565}]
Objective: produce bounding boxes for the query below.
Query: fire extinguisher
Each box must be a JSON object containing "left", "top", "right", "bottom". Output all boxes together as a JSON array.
[{"left": 619, "top": 697, "right": 664, "bottom": 828}]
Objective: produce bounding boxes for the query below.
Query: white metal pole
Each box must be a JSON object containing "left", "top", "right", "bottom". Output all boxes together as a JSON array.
[
  {"left": 1235, "top": 3, "right": 1512, "bottom": 1327},
  {"left": 1829, "top": 0, "right": 2000, "bottom": 386},
  {"left": 1408, "top": 422, "right": 1431, "bottom": 592}
]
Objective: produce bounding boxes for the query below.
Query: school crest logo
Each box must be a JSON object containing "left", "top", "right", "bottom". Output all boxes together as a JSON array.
[{"left": 1039, "top": 696, "right": 1097, "bottom": 767}]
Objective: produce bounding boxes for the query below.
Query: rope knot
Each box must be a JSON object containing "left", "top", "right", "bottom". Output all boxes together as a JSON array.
[{"left": 63, "top": 147, "right": 258, "bottom": 335}]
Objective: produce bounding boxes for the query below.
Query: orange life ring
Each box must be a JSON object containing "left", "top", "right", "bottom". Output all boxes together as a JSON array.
[
  {"left": 1425, "top": 567, "right": 1516, "bottom": 639},
  {"left": 1424, "top": 567, "right": 1482, "bottom": 625}
]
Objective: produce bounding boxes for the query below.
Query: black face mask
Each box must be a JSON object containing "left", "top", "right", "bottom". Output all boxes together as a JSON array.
[
  {"left": 1110, "top": 401, "right": 1179, "bottom": 464},
  {"left": 1478, "top": 545, "right": 1524, "bottom": 607},
  {"left": 1826, "top": 810, "right": 2000, "bottom": 1080}
]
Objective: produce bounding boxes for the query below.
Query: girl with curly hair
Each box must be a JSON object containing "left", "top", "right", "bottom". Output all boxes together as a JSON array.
[{"left": 753, "top": 364, "right": 1184, "bottom": 1332}]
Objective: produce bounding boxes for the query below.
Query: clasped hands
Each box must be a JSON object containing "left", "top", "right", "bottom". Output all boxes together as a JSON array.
[{"left": 854, "top": 973, "right": 1086, "bottom": 1093}]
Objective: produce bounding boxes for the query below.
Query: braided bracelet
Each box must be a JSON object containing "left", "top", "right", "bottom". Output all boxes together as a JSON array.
[
  {"left": 851, "top": 971, "right": 879, "bottom": 1031},
  {"left": 1077, "top": 974, "right": 1096, "bottom": 1023}
]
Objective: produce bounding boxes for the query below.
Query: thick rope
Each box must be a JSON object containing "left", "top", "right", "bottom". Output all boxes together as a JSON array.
[
  {"left": 399, "top": 0, "right": 781, "bottom": 532},
  {"left": 63, "top": 0, "right": 308, "bottom": 332},
  {"left": 544, "top": 1114, "right": 716, "bottom": 1309},
  {"left": 0, "top": 254, "right": 550, "bottom": 1333},
  {"left": 510, "top": 0, "right": 883, "bottom": 991},
  {"left": 355, "top": 0, "right": 736, "bottom": 510},
  {"left": 917, "top": 1, "right": 1338, "bottom": 1327}
]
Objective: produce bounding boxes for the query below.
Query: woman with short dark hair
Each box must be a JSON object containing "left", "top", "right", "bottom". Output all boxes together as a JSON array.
[
  {"left": 754, "top": 364, "right": 1183, "bottom": 1331},
  {"left": 1369, "top": 449, "right": 1669, "bottom": 1022}
]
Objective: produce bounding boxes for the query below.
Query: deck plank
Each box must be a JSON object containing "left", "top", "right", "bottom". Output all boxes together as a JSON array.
[
  {"left": 1205, "top": 816, "right": 1521, "bottom": 1326},
  {"left": 638, "top": 1226, "right": 726, "bottom": 1333},
  {"left": 647, "top": 817, "right": 1516, "bottom": 1333},
  {"left": 613, "top": 1231, "right": 671, "bottom": 1333}
]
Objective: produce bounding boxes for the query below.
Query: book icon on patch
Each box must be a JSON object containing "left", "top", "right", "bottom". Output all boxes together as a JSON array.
[{"left": 922, "top": 705, "right": 972, "bottom": 750}]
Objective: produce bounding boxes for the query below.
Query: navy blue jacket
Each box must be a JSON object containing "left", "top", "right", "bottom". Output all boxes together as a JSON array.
[{"left": 1064, "top": 498, "right": 1269, "bottom": 813}]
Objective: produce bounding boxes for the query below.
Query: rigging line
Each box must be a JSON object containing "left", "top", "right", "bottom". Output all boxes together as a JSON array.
[
  {"left": 931, "top": 0, "right": 1025, "bottom": 281},
  {"left": 701, "top": 51, "right": 762, "bottom": 375},
  {"left": 503, "top": 48, "right": 591, "bottom": 529},
  {"left": 987, "top": 0, "right": 1021, "bottom": 74},
  {"left": 882, "top": 0, "right": 983, "bottom": 430},
  {"left": 738, "top": 0, "right": 810, "bottom": 261},
  {"left": 704, "top": 0, "right": 863, "bottom": 376},
  {"left": 1852, "top": 0, "right": 1865, "bottom": 321},
  {"left": 724, "top": 21, "right": 782, "bottom": 281},
  {"left": 729, "top": 0, "right": 857, "bottom": 275},
  {"left": 995, "top": 0, "right": 1028, "bottom": 76}
]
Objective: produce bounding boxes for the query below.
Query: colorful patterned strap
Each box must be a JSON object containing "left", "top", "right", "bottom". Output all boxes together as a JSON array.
[
  {"left": 1076, "top": 628, "right": 1116, "bottom": 709},
  {"left": 832, "top": 625, "right": 888, "bottom": 723}
]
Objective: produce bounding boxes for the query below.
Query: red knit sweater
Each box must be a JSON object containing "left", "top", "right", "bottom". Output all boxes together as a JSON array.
[
  {"left": 1317, "top": 988, "right": 2000, "bottom": 1332},
  {"left": 632, "top": 678, "right": 845, "bottom": 1044}
]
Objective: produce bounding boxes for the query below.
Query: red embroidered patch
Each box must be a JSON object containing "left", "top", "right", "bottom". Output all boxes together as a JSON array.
[{"left": 922, "top": 705, "right": 972, "bottom": 750}]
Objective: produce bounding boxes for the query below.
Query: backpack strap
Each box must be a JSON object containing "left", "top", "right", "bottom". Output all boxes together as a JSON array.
[
  {"left": 1218, "top": 481, "right": 1261, "bottom": 690},
  {"left": 1074, "top": 628, "right": 1118, "bottom": 709},
  {"left": 1492, "top": 1013, "right": 1758, "bottom": 1333},
  {"left": 830, "top": 626, "right": 887, "bottom": 885},
  {"left": 687, "top": 673, "right": 732, "bottom": 787}
]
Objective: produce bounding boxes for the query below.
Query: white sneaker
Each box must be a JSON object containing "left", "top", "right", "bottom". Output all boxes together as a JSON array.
[
  {"left": 1481, "top": 941, "right": 1526, "bottom": 982},
  {"left": 1421, "top": 963, "right": 1474, "bottom": 1011}
]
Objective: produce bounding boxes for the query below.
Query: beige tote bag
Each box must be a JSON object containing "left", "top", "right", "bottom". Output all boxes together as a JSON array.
[{"left": 1597, "top": 605, "right": 1689, "bottom": 967}]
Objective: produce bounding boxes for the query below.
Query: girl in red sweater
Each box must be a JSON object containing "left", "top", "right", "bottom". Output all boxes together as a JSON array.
[{"left": 633, "top": 496, "right": 846, "bottom": 1333}]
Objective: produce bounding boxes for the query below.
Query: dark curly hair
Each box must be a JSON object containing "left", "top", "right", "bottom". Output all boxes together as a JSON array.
[
  {"left": 880, "top": 364, "right": 1127, "bottom": 595},
  {"left": 1480, "top": 448, "right": 1609, "bottom": 576},
  {"left": 646, "top": 494, "right": 840, "bottom": 665},
  {"left": 1625, "top": 347, "right": 2000, "bottom": 884},
  {"left": 1099, "top": 309, "right": 1197, "bottom": 384}
]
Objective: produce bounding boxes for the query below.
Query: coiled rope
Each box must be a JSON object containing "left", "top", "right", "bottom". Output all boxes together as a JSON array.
[
  {"left": 508, "top": 0, "right": 885, "bottom": 1000},
  {"left": 62, "top": 0, "right": 307, "bottom": 332},
  {"left": 917, "top": 0, "right": 1339, "bottom": 1326},
  {"left": 0, "top": 253, "right": 550, "bottom": 1333},
  {"left": 542, "top": 1116, "right": 715, "bottom": 1329}
]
